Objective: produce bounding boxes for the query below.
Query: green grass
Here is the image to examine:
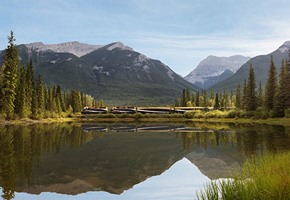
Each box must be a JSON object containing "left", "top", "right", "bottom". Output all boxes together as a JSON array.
[{"left": 197, "top": 152, "right": 290, "bottom": 200}]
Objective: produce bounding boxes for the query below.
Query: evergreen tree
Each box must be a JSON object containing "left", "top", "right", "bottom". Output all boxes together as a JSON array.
[
  {"left": 14, "top": 66, "right": 28, "bottom": 117},
  {"left": 286, "top": 52, "right": 290, "bottom": 108},
  {"left": 195, "top": 91, "right": 200, "bottom": 106},
  {"left": 185, "top": 88, "right": 190, "bottom": 105},
  {"left": 257, "top": 81, "right": 263, "bottom": 108},
  {"left": 181, "top": 89, "right": 186, "bottom": 106},
  {"left": 241, "top": 80, "right": 247, "bottom": 110},
  {"left": 31, "top": 87, "right": 38, "bottom": 118},
  {"left": 1, "top": 31, "right": 19, "bottom": 119},
  {"left": 236, "top": 83, "right": 241, "bottom": 109},
  {"left": 223, "top": 88, "right": 228, "bottom": 109},
  {"left": 245, "top": 64, "right": 257, "bottom": 111},
  {"left": 25, "top": 59, "right": 34, "bottom": 115},
  {"left": 0, "top": 64, "right": 4, "bottom": 111},
  {"left": 273, "top": 59, "right": 287, "bottom": 117},
  {"left": 214, "top": 93, "right": 220, "bottom": 109},
  {"left": 56, "top": 85, "right": 65, "bottom": 112},
  {"left": 174, "top": 97, "right": 180, "bottom": 107},
  {"left": 202, "top": 90, "right": 207, "bottom": 107},
  {"left": 36, "top": 75, "right": 44, "bottom": 117},
  {"left": 264, "top": 56, "right": 277, "bottom": 110},
  {"left": 191, "top": 93, "right": 195, "bottom": 106}
]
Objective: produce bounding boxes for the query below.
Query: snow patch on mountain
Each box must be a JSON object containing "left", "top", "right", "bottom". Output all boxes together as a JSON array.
[{"left": 25, "top": 41, "right": 102, "bottom": 57}]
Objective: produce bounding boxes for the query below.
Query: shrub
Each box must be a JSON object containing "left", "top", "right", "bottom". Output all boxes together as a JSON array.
[
  {"left": 285, "top": 108, "right": 290, "bottom": 118},
  {"left": 183, "top": 111, "right": 196, "bottom": 118},
  {"left": 254, "top": 107, "right": 269, "bottom": 119}
]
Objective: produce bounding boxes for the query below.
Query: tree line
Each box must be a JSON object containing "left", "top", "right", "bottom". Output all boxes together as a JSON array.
[
  {"left": 0, "top": 31, "right": 102, "bottom": 120},
  {"left": 176, "top": 53, "right": 290, "bottom": 118}
]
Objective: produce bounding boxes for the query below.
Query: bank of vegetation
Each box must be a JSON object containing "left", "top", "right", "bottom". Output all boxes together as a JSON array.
[{"left": 197, "top": 151, "right": 290, "bottom": 200}]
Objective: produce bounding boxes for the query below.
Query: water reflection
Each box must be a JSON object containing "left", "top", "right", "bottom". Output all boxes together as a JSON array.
[{"left": 0, "top": 123, "right": 289, "bottom": 199}]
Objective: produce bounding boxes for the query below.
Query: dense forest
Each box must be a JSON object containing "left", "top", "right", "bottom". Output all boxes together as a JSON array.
[
  {"left": 0, "top": 32, "right": 102, "bottom": 120},
  {"left": 176, "top": 54, "right": 290, "bottom": 118}
]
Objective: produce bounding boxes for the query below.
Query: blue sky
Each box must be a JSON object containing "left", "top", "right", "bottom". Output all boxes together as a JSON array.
[{"left": 1, "top": 0, "right": 290, "bottom": 76}]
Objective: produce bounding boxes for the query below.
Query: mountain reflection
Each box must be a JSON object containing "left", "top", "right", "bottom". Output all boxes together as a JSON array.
[{"left": 0, "top": 123, "right": 289, "bottom": 199}]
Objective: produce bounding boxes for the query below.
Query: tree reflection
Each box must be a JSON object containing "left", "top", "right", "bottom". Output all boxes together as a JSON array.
[
  {"left": 178, "top": 124, "right": 290, "bottom": 156},
  {"left": 0, "top": 123, "right": 95, "bottom": 199},
  {"left": 0, "top": 127, "right": 16, "bottom": 200}
]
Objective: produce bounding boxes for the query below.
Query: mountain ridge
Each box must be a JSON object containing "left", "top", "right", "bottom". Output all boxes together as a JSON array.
[
  {"left": 210, "top": 41, "right": 290, "bottom": 91},
  {"left": 0, "top": 41, "right": 199, "bottom": 105},
  {"left": 185, "top": 55, "right": 250, "bottom": 89}
]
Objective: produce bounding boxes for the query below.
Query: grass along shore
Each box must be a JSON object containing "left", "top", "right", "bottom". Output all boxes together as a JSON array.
[
  {"left": 0, "top": 110, "right": 290, "bottom": 126},
  {"left": 197, "top": 151, "right": 290, "bottom": 200}
]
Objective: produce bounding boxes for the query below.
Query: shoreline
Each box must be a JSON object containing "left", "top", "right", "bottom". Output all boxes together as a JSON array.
[{"left": 0, "top": 115, "right": 289, "bottom": 126}]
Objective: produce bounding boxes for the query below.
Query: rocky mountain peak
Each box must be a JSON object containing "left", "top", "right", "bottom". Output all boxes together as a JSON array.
[
  {"left": 279, "top": 41, "right": 290, "bottom": 53},
  {"left": 106, "top": 42, "right": 133, "bottom": 51},
  {"left": 25, "top": 41, "right": 102, "bottom": 57},
  {"left": 184, "top": 55, "right": 250, "bottom": 89}
]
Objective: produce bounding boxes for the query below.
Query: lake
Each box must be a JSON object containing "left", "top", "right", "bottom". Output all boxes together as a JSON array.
[{"left": 0, "top": 122, "right": 289, "bottom": 200}]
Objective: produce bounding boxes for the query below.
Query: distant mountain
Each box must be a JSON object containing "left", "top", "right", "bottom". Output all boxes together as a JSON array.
[
  {"left": 0, "top": 41, "right": 199, "bottom": 105},
  {"left": 25, "top": 41, "right": 102, "bottom": 57},
  {"left": 211, "top": 41, "right": 290, "bottom": 92},
  {"left": 185, "top": 55, "right": 250, "bottom": 89}
]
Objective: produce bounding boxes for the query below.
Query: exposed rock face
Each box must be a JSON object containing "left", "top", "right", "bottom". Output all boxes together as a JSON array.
[
  {"left": 25, "top": 41, "right": 102, "bottom": 57},
  {"left": 185, "top": 55, "right": 250, "bottom": 89}
]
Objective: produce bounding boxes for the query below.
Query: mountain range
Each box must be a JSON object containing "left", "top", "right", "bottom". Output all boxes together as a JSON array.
[
  {"left": 184, "top": 55, "right": 251, "bottom": 89},
  {"left": 0, "top": 42, "right": 199, "bottom": 105},
  {"left": 210, "top": 41, "right": 290, "bottom": 91},
  {"left": 0, "top": 40, "right": 289, "bottom": 104}
]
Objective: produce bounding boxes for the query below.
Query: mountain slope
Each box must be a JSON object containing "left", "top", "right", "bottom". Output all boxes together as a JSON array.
[
  {"left": 210, "top": 41, "right": 290, "bottom": 92},
  {"left": 185, "top": 55, "right": 250, "bottom": 89},
  {"left": 0, "top": 41, "right": 199, "bottom": 105}
]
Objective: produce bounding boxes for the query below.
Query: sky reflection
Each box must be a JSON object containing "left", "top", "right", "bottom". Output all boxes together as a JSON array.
[{"left": 14, "top": 158, "right": 210, "bottom": 200}]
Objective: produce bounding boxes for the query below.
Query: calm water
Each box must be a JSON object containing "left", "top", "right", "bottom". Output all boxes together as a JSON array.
[{"left": 0, "top": 122, "right": 289, "bottom": 200}]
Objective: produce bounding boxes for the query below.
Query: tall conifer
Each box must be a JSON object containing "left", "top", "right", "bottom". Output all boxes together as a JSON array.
[
  {"left": 2, "top": 31, "right": 19, "bottom": 119},
  {"left": 236, "top": 84, "right": 241, "bottom": 109},
  {"left": 245, "top": 65, "right": 257, "bottom": 111},
  {"left": 264, "top": 56, "right": 277, "bottom": 110}
]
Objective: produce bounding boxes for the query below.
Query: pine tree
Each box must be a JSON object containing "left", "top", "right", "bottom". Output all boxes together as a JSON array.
[
  {"left": 236, "top": 83, "right": 241, "bottom": 109},
  {"left": 257, "top": 81, "right": 263, "bottom": 108},
  {"left": 214, "top": 93, "right": 220, "bottom": 109},
  {"left": 174, "top": 97, "right": 180, "bottom": 107},
  {"left": 1, "top": 31, "right": 19, "bottom": 119},
  {"left": 14, "top": 66, "right": 28, "bottom": 117},
  {"left": 195, "top": 91, "right": 200, "bottom": 107},
  {"left": 264, "top": 56, "right": 277, "bottom": 111},
  {"left": 286, "top": 52, "right": 290, "bottom": 108},
  {"left": 223, "top": 88, "right": 228, "bottom": 109},
  {"left": 56, "top": 85, "right": 65, "bottom": 112},
  {"left": 191, "top": 93, "right": 195, "bottom": 106},
  {"left": 245, "top": 65, "right": 257, "bottom": 111},
  {"left": 185, "top": 88, "right": 191, "bottom": 106},
  {"left": 181, "top": 89, "right": 186, "bottom": 106},
  {"left": 25, "top": 59, "right": 34, "bottom": 115},
  {"left": 36, "top": 74, "right": 44, "bottom": 117},
  {"left": 31, "top": 87, "right": 38, "bottom": 118},
  {"left": 203, "top": 90, "right": 207, "bottom": 107},
  {"left": 273, "top": 59, "right": 287, "bottom": 117},
  {"left": 241, "top": 80, "right": 247, "bottom": 110}
]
